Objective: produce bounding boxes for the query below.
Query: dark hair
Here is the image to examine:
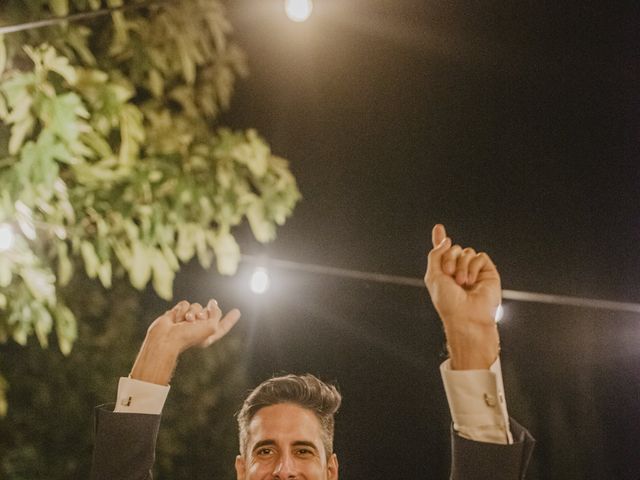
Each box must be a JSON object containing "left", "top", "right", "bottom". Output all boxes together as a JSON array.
[{"left": 237, "top": 374, "right": 341, "bottom": 458}]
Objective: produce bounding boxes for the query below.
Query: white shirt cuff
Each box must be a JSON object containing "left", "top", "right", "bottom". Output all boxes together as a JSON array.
[
  {"left": 440, "top": 357, "right": 513, "bottom": 445},
  {"left": 113, "top": 377, "right": 170, "bottom": 414}
]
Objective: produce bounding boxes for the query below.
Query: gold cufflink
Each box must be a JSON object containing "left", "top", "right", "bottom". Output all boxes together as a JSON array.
[{"left": 484, "top": 393, "right": 496, "bottom": 407}]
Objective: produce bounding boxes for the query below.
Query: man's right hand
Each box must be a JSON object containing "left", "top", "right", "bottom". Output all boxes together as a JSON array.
[
  {"left": 424, "top": 224, "right": 501, "bottom": 370},
  {"left": 130, "top": 300, "right": 241, "bottom": 385}
]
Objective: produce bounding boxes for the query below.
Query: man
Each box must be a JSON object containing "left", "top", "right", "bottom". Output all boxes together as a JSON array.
[{"left": 90, "top": 224, "right": 535, "bottom": 479}]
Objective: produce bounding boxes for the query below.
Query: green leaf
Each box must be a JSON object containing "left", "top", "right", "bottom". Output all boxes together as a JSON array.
[
  {"left": 33, "top": 302, "right": 53, "bottom": 348},
  {"left": 148, "top": 68, "right": 164, "bottom": 98},
  {"left": 8, "top": 115, "right": 35, "bottom": 155},
  {"left": 0, "top": 373, "right": 7, "bottom": 417},
  {"left": 54, "top": 304, "right": 77, "bottom": 356},
  {"left": 195, "top": 228, "right": 212, "bottom": 268},
  {"left": 0, "top": 92, "right": 8, "bottom": 119},
  {"left": 119, "top": 104, "right": 144, "bottom": 165},
  {"left": 0, "top": 257, "right": 12, "bottom": 287},
  {"left": 0, "top": 34, "right": 6, "bottom": 77},
  {"left": 66, "top": 26, "right": 96, "bottom": 65},
  {"left": 49, "top": 0, "right": 69, "bottom": 16},
  {"left": 40, "top": 93, "right": 86, "bottom": 143},
  {"left": 44, "top": 46, "right": 77, "bottom": 85},
  {"left": 161, "top": 244, "right": 180, "bottom": 271},
  {"left": 80, "top": 130, "right": 113, "bottom": 158},
  {"left": 212, "top": 232, "right": 240, "bottom": 275},
  {"left": 230, "top": 129, "right": 269, "bottom": 177},
  {"left": 150, "top": 249, "right": 174, "bottom": 300},
  {"left": 176, "top": 224, "right": 196, "bottom": 262},
  {"left": 57, "top": 242, "right": 73, "bottom": 286},
  {"left": 97, "top": 260, "right": 112, "bottom": 289},
  {"left": 80, "top": 241, "right": 99, "bottom": 278},
  {"left": 247, "top": 200, "right": 276, "bottom": 243},
  {"left": 21, "top": 268, "right": 56, "bottom": 303},
  {"left": 113, "top": 240, "right": 132, "bottom": 269},
  {"left": 129, "top": 241, "right": 151, "bottom": 290}
]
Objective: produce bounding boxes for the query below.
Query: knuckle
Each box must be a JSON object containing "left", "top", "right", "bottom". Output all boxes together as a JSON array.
[{"left": 424, "top": 271, "right": 433, "bottom": 285}]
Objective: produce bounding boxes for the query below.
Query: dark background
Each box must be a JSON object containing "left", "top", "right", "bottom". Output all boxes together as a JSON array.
[
  {"left": 0, "top": 1, "right": 638, "bottom": 479},
  {"left": 179, "top": 1, "right": 639, "bottom": 479}
]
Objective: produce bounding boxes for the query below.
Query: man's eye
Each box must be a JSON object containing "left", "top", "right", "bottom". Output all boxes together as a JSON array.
[
  {"left": 256, "top": 448, "right": 274, "bottom": 456},
  {"left": 296, "top": 448, "right": 313, "bottom": 457}
]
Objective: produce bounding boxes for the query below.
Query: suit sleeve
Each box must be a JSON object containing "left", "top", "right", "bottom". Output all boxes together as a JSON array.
[
  {"left": 90, "top": 404, "right": 162, "bottom": 480},
  {"left": 450, "top": 417, "right": 535, "bottom": 480}
]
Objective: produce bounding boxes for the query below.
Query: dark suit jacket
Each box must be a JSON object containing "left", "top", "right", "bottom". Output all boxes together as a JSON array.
[{"left": 90, "top": 405, "right": 535, "bottom": 480}]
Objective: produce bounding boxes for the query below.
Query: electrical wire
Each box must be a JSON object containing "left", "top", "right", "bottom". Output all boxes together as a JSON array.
[
  {"left": 240, "top": 254, "right": 640, "bottom": 314},
  {"left": 0, "top": 0, "right": 172, "bottom": 35}
]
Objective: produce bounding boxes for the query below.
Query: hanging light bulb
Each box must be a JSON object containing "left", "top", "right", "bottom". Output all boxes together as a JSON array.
[
  {"left": 250, "top": 267, "right": 271, "bottom": 295},
  {"left": 285, "top": 0, "right": 313, "bottom": 22}
]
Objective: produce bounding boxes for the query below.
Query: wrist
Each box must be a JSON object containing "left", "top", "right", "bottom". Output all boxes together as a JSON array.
[
  {"left": 130, "top": 334, "right": 180, "bottom": 385},
  {"left": 444, "top": 320, "right": 500, "bottom": 370}
]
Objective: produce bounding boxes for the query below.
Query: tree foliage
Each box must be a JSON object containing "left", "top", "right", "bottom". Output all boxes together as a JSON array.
[{"left": 0, "top": 0, "right": 300, "bottom": 414}]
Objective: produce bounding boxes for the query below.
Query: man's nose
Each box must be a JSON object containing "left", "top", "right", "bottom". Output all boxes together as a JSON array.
[{"left": 272, "top": 452, "right": 297, "bottom": 478}]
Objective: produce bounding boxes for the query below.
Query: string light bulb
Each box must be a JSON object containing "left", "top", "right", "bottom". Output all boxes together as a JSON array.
[
  {"left": 285, "top": 0, "right": 313, "bottom": 22},
  {"left": 250, "top": 267, "right": 271, "bottom": 295}
]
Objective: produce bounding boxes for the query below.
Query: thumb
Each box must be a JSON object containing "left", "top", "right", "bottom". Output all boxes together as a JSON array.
[
  {"left": 431, "top": 224, "right": 447, "bottom": 248},
  {"left": 426, "top": 235, "right": 451, "bottom": 279}
]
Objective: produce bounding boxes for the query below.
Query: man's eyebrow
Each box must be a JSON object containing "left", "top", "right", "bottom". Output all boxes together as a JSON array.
[
  {"left": 252, "top": 439, "right": 276, "bottom": 452},
  {"left": 251, "top": 440, "right": 320, "bottom": 452},
  {"left": 292, "top": 440, "right": 319, "bottom": 451}
]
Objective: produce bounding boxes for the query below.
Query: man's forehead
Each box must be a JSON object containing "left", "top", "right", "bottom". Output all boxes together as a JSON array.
[{"left": 247, "top": 403, "right": 324, "bottom": 448}]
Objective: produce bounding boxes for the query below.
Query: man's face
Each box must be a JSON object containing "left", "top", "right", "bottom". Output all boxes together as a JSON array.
[{"left": 235, "top": 403, "right": 339, "bottom": 480}]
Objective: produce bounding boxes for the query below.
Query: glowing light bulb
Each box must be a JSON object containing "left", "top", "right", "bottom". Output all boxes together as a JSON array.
[
  {"left": 494, "top": 304, "right": 504, "bottom": 323},
  {"left": 0, "top": 224, "right": 14, "bottom": 251},
  {"left": 285, "top": 0, "right": 313, "bottom": 22},
  {"left": 250, "top": 267, "right": 270, "bottom": 295}
]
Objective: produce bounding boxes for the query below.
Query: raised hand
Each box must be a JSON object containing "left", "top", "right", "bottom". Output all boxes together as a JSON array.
[
  {"left": 424, "top": 224, "right": 501, "bottom": 370},
  {"left": 130, "top": 299, "right": 241, "bottom": 385},
  {"left": 165, "top": 299, "right": 241, "bottom": 350}
]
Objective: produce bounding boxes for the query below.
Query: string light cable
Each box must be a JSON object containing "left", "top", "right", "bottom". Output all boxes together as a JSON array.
[
  {"left": 0, "top": 0, "right": 173, "bottom": 35},
  {"left": 1, "top": 216, "right": 638, "bottom": 313},
  {"left": 240, "top": 254, "right": 640, "bottom": 314}
]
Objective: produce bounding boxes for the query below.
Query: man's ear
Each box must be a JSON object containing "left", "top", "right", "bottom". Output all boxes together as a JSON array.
[
  {"left": 235, "top": 455, "right": 246, "bottom": 480},
  {"left": 327, "top": 453, "right": 339, "bottom": 480}
]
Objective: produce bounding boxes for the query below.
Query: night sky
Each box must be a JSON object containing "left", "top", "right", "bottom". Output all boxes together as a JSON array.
[{"left": 174, "top": 1, "right": 640, "bottom": 478}]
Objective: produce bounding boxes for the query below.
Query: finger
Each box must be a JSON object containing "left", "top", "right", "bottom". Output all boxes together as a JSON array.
[
  {"left": 172, "top": 300, "right": 190, "bottom": 323},
  {"left": 442, "top": 244, "right": 463, "bottom": 275},
  {"left": 467, "top": 253, "right": 494, "bottom": 284},
  {"left": 425, "top": 236, "right": 451, "bottom": 281},
  {"left": 206, "top": 299, "right": 221, "bottom": 319},
  {"left": 185, "top": 302, "right": 203, "bottom": 322},
  {"left": 431, "top": 224, "right": 447, "bottom": 248},
  {"left": 454, "top": 247, "right": 477, "bottom": 285},
  {"left": 201, "top": 309, "right": 241, "bottom": 348}
]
